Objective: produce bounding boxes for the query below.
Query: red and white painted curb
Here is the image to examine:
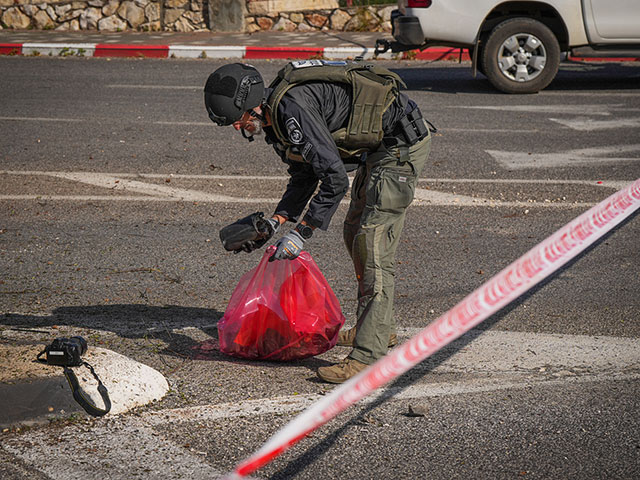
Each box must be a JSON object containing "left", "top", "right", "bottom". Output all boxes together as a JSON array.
[
  {"left": 0, "top": 43, "right": 469, "bottom": 60},
  {"left": 2, "top": 42, "right": 638, "bottom": 61},
  {"left": 221, "top": 178, "right": 640, "bottom": 479}
]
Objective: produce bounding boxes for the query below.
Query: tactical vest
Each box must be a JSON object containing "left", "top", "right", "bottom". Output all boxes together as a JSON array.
[{"left": 265, "top": 59, "right": 406, "bottom": 159}]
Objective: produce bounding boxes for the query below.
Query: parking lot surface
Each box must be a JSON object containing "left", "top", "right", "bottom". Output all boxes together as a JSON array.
[{"left": 1, "top": 55, "right": 639, "bottom": 479}]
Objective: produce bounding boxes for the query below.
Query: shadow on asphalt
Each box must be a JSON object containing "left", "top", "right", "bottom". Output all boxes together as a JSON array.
[
  {"left": 390, "top": 61, "right": 640, "bottom": 94},
  {"left": 2, "top": 304, "right": 335, "bottom": 371},
  {"left": 3, "top": 304, "right": 220, "bottom": 359}
]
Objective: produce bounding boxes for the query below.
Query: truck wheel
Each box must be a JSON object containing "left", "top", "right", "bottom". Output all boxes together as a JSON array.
[{"left": 482, "top": 17, "right": 560, "bottom": 94}]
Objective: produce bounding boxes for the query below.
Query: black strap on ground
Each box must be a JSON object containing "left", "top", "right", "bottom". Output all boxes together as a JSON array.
[
  {"left": 37, "top": 349, "right": 112, "bottom": 417},
  {"left": 63, "top": 361, "right": 111, "bottom": 417}
]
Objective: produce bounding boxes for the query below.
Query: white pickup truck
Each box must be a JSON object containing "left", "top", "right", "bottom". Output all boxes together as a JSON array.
[{"left": 375, "top": 0, "right": 640, "bottom": 93}]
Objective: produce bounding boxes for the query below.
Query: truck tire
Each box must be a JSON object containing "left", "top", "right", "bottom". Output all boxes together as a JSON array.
[{"left": 482, "top": 17, "right": 560, "bottom": 94}]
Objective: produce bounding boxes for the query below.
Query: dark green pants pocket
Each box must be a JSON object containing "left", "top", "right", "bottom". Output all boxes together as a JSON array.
[{"left": 367, "top": 165, "right": 417, "bottom": 215}]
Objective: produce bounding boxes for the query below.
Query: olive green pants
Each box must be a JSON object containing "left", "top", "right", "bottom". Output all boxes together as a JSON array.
[{"left": 343, "top": 131, "right": 431, "bottom": 365}]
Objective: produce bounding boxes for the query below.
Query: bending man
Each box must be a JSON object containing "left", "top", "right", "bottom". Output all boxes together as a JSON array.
[{"left": 205, "top": 60, "right": 432, "bottom": 383}]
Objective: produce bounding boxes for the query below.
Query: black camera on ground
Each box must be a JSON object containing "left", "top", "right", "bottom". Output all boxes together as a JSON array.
[{"left": 42, "top": 336, "right": 88, "bottom": 367}]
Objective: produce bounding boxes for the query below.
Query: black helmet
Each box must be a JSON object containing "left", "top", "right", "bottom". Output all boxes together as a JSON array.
[{"left": 204, "top": 63, "right": 265, "bottom": 126}]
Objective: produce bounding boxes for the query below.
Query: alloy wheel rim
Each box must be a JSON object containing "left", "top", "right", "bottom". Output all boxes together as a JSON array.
[{"left": 497, "top": 33, "right": 547, "bottom": 82}]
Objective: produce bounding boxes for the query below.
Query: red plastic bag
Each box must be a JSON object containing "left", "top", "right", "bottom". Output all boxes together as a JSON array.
[{"left": 218, "top": 246, "right": 345, "bottom": 361}]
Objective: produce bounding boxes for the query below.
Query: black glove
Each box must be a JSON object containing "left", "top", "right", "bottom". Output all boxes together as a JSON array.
[
  {"left": 269, "top": 229, "right": 305, "bottom": 262},
  {"left": 219, "top": 212, "right": 279, "bottom": 253}
]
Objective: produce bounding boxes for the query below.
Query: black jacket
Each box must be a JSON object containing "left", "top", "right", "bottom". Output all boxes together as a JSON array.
[{"left": 265, "top": 82, "right": 413, "bottom": 230}]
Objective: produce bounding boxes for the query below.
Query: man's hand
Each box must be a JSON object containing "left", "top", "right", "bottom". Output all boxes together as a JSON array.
[{"left": 269, "top": 230, "right": 305, "bottom": 261}]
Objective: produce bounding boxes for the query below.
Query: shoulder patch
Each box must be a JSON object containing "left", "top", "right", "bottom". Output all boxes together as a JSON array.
[
  {"left": 285, "top": 117, "right": 304, "bottom": 145},
  {"left": 290, "top": 60, "right": 324, "bottom": 69}
]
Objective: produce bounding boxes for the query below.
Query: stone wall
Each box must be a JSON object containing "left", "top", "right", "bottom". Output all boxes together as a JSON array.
[
  {"left": 0, "top": 0, "right": 206, "bottom": 32},
  {"left": 0, "top": 0, "right": 395, "bottom": 32},
  {"left": 247, "top": 5, "right": 395, "bottom": 33}
]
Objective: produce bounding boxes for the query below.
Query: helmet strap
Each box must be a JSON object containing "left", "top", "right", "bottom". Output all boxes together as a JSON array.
[
  {"left": 241, "top": 128, "right": 255, "bottom": 142},
  {"left": 240, "top": 108, "right": 266, "bottom": 142}
]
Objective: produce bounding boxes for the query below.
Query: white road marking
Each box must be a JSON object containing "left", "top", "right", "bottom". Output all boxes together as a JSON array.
[
  {"left": 1, "top": 327, "right": 637, "bottom": 479},
  {"left": 416, "top": 178, "right": 631, "bottom": 190},
  {"left": 487, "top": 144, "right": 640, "bottom": 169},
  {"left": 107, "top": 84, "right": 200, "bottom": 89},
  {"left": 3, "top": 373, "right": 635, "bottom": 480},
  {"left": 549, "top": 117, "right": 640, "bottom": 130},
  {"left": 541, "top": 91, "right": 640, "bottom": 97},
  {"left": 138, "top": 372, "right": 640, "bottom": 428},
  {"left": 2, "top": 424, "right": 227, "bottom": 480},
  {"left": 155, "top": 121, "right": 212, "bottom": 126},
  {"left": 173, "top": 327, "right": 640, "bottom": 382},
  {"left": 396, "top": 328, "right": 640, "bottom": 374},
  {"left": 441, "top": 128, "right": 539, "bottom": 133},
  {"left": 0, "top": 116, "right": 83, "bottom": 122},
  {"left": 2, "top": 171, "right": 289, "bottom": 181},
  {"left": 413, "top": 187, "right": 489, "bottom": 206},
  {"left": 0, "top": 194, "right": 595, "bottom": 209},
  {"left": 47, "top": 171, "right": 277, "bottom": 203},
  {"left": 412, "top": 187, "right": 593, "bottom": 208},
  {"left": 10, "top": 329, "right": 639, "bottom": 444},
  {"left": 2, "top": 171, "right": 632, "bottom": 186},
  {"left": 0, "top": 195, "right": 242, "bottom": 202},
  {"left": 455, "top": 105, "right": 621, "bottom": 115},
  {"left": 0, "top": 171, "right": 629, "bottom": 207},
  {"left": 6, "top": 371, "right": 634, "bottom": 480}
]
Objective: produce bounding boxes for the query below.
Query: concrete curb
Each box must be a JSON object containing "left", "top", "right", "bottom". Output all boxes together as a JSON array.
[
  {"left": 0, "top": 42, "right": 471, "bottom": 60},
  {"left": 0, "top": 345, "right": 169, "bottom": 427},
  {"left": 80, "top": 346, "right": 170, "bottom": 416},
  {"left": 2, "top": 42, "right": 637, "bottom": 61}
]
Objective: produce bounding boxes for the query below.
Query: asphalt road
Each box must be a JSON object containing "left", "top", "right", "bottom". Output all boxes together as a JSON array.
[{"left": 1, "top": 56, "right": 639, "bottom": 479}]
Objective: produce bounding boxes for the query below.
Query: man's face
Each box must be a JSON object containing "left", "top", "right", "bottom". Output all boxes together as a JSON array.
[{"left": 232, "top": 108, "right": 263, "bottom": 137}]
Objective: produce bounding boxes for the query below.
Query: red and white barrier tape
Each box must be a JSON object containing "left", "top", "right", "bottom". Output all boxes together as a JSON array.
[{"left": 222, "top": 178, "right": 640, "bottom": 479}]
